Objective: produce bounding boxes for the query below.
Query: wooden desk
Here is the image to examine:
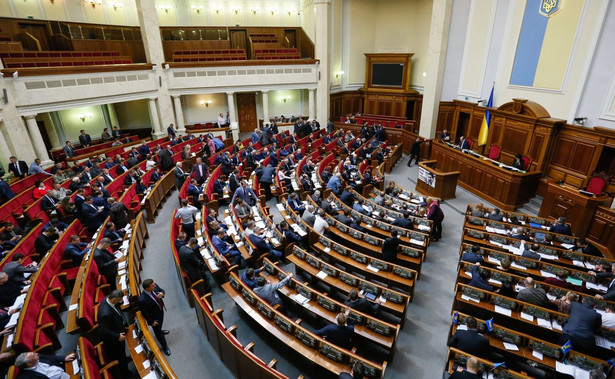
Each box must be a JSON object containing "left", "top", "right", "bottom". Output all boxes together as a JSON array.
[
  {"left": 415, "top": 160, "right": 459, "bottom": 200},
  {"left": 539, "top": 179, "right": 612, "bottom": 239},
  {"left": 430, "top": 142, "right": 542, "bottom": 211}
]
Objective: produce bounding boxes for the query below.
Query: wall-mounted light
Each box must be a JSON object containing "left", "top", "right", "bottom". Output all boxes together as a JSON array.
[
  {"left": 422, "top": 71, "right": 427, "bottom": 78},
  {"left": 200, "top": 100, "right": 212, "bottom": 107},
  {"left": 574, "top": 117, "right": 588, "bottom": 126},
  {"left": 214, "top": 7, "right": 222, "bottom": 14},
  {"left": 250, "top": 7, "right": 258, "bottom": 15},
  {"left": 160, "top": 5, "right": 171, "bottom": 13},
  {"left": 49, "top": 0, "right": 55, "bottom": 4},
  {"left": 287, "top": 9, "right": 295, "bottom": 15},
  {"left": 232, "top": 7, "right": 240, "bottom": 14},
  {"left": 110, "top": 2, "right": 123, "bottom": 11},
  {"left": 78, "top": 112, "right": 93, "bottom": 122},
  {"left": 83, "top": 0, "right": 102, "bottom": 8},
  {"left": 335, "top": 71, "right": 344, "bottom": 78},
  {"left": 269, "top": 8, "right": 277, "bottom": 15},
  {"left": 281, "top": 96, "right": 290, "bottom": 103},
  {"left": 192, "top": 5, "right": 203, "bottom": 14}
]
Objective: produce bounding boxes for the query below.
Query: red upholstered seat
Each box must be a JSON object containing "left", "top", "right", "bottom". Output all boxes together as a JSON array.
[
  {"left": 466, "top": 138, "right": 474, "bottom": 150},
  {"left": 487, "top": 145, "right": 501, "bottom": 160},
  {"left": 586, "top": 176, "right": 607, "bottom": 195},
  {"left": 520, "top": 156, "right": 531, "bottom": 171}
]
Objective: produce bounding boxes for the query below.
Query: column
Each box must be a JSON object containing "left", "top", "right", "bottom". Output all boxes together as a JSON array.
[
  {"left": 135, "top": 0, "right": 175, "bottom": 130},
  {"left": 261, "top": 90, "right": 270, "bottom": 127},
  {"left": 227, "top": 92, "right": 239, "bottom": 141},
  {"left": 172, "top": 95, "right": 186, "bottom": 133},
  {"left": 314, "top": 0, "right": 331, "bottom": 125},
  {"left": 418, "top": 0, "right": 453, "bottom": 139},
  {"left": 0, "top": 118, "right": 13, "bottom": 169},
  {"left": 148, "top": 98, "right": 164, "bottom": 137},
  {"left": 23, "top": 114, "right": 52, "bottom": 165},
  {"left": 308, "top": 88, "right": 316, "bottom": 120}
]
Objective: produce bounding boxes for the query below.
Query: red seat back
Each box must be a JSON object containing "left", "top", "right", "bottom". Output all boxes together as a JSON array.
[
  {"left": 587, "top": 176, "right": 607, "bottom": 195},
  {"left": 487, "top": 145, "right": 501, "bottom": 160},
  {"left": 520, "top": 156, "right": 531, "bottom": 170}
]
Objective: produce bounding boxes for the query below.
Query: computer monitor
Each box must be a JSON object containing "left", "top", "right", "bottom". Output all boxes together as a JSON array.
[
  {"left": 367, "top": 319, "right": 393, "bottom": 336},
  {"left": 295, "top": 329, "right": 318, "bottom": 349},
  {"left": 242, "top": 289, "right": 256, "bottom": 305},
  {"left": 493, "top": 295, "right": 516, "bottom": 310},
  {"left": 320, "top": 343, "right": 346, "bottom": 363},
  {"left": 347, "top": 311, "right": 364, "bottom": 325},
  {"left": 467, "top": 230, "right": 486, "bottom": 239},
  {"left": 382, "top": 289, "right": 404, "bottom": 304},
  {"left": 317, "top": 295, "right": 339, "bottom": 313},
  {"left": 307, "top": 255, "right": 321, "bottom": 269},
  {"left": 264, "top": 260, "right": 277, "bottom": 276},
  {"left": 275, "top": 315, "right": 295, "bottom": 334},
  {"left": 340, "top": 272, "right": 359, "bottom": 287},
  {"left": 401, "top": 246, "right": 420, "bottom": 258},
  {"left": 297, "top": 286, "right": 312, "bottom": 300},
  {"left": 293, "top": 246, "right": 305, "bottom": 260},
  {"left": 333, "top": 245, "right": 348, "bottom": 256},
  {"left": 257, "top": 301, "right": 275, "bottom": 320},
  {"left": 371, "top": 260, "right": 390, "bottom": 272},
  {"left": 528, "top": 340, "right": 561, "bottom": 359},
  {"left": 321, "top": 264, "right": 339, "bottom": 277},
  {"left": 229, "top": 275, "right": 241, "bottom": 291},
  {"left": 364, "top": 235, "right": 379, "bottom": 246},
  {"left": 350, "top": 252, "right": 367, "bottom": 264},
  {"left": 493, "top": 327, "right": 521, "bottom": 344},
  {"left": 393, "top": 266, "right": 414, "bottom": 279}
]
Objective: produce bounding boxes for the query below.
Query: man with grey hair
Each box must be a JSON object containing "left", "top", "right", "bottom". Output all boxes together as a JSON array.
[
  {"left": 517, "top": 277, "right": 550, "bottom": 308},
  {"left": 302, "top": 204, "right": 316, "bottom": 227},
  {"left": 14, "top": 351, "right": 75, "bottom": 378}
]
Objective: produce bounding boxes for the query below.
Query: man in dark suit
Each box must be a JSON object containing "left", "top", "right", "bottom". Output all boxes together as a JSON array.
[
  {"left": 34, "top": 227, "right": 57, "bottom": 257},
  {"left": 249, "top": 227, "right": 283, "bottom": 262},
  {"left": 391, "top": 212, "right": 414, "bottom": 230},
  {"left": 549, "top": 216, "right": 572, "bottom": 236},
  {"left": 2, "top": 253, "right": 38, "bottom": 284},
  {"left": 561, "top": 297, "right": 602, "bottom": 354},
  {"left": 220, "top": 152, "right": 233, "bottom": 175},
  {"left": 187, "top": 179, "right": 203, "bottom": 208},
  {"left": 447, "top": 316, "right": 490, "bottom": 358},
  {"left": 174, "top": 162, "right": 189, "bottom": 189},
  {"left": 334, "top": 209, "right": 353, "bottom": 226},
  {"left": 97, "top": 290, "right": 133, "bottom": 376},
  {"left": 382, "top": 230, "right": 401, "bottom": 263},
  {"left": 40, "top": 191, "right": 59, "bottom": 212},
  {"left": 344, "top": 289, "right": 380, "bottom": 316},
  {"left": 522, "top": 243, "right": 541, "bottom": 261},
  {"left": 107, "top": 197, "right": 128, "bottom": 229},
  {"left": 228, "top": 169, "right": 240, "bottom": 195},
  {"left": 458, "top": 136, "right": 470, "bottom": 150},
  {"left": 93, "top": 238, "right": 120, "bottom": 290},
  {"left": 138, "top": 279, "right": 170, "bottom": 356},
  {"left": 78, "top": 129, "right": 92, "bottom": 147},
  {"left": 340, "top": 186, "right": 355, "bottom": 206},
  {"left": 191, "top": 158, "right": 209, "bottom": 185},
  {"left": 63, "top": 141, "right": 75, "bottom": 159},
  {"left": 592, "top": 263, "right": 615, "bottom": 300},
  {"left": 64, "top": 234, "right": 91, "bottom": 266},
  {"left": 158, "top": 146, "right": 174, "bottom": 171},
  {"left": 14, "top": 351, "right": 76, "bottom": 379},
  {"left": 178, "top": 238, "right": 209, "bottom": 290},
  {"left": 8, "top": 156, "right": 29, "bottom": 179},
  {"left": 315, "top": 309, "right": 354, "bottom": 349}
]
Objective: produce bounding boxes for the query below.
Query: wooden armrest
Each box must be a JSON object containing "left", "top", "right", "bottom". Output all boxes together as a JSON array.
[
  {"left": 212, "top": 308, "right": 224, "bottom": 318},
  {"left": 351, "top": 347, "right": 357, "bottom": 354},
  {"left": 295, "top": 318, "right": 302, "bottom": 325},
  {"left": 267, "top": 359, "right": 278, "bottom": 368},
  {"left": 245, "top": 342, "right": 255, "bottom": 352},
  {"left": 226, "top": 324, "right": 238, "bottom": 336}
]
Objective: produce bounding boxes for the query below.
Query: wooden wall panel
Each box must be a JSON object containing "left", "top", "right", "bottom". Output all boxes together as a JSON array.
[
  {"left": 551, "top": 138, "right": 575, "bottom": 167},
  {"left": 528, "top": 134, "right": 544, "bottom": 161},
  {"left": 569, "top": 142, "right": 596, "bottom": 174},
  {"left": 501, "top": 126, "right": 528, "bottom": 155}
]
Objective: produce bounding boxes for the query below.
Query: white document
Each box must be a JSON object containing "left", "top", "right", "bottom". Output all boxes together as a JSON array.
[
  {"left": 294, "top": 293, "right": 310, "bottom": 305},
  {"left": 494, "top": 305, "right": 512, "bottom": 316},
  {"left": 410, "top": 239, "right": 425, "bottom": 246},
  {"left": 114, "top": 251, "right": 123, "bottom": 259},
  {"left": 503, "top": 342, "right": 518, "bottom": 351},
  {"left": 561, "top": 243, "right": 574, "bottom": 249},
  {"left": 487, "top": 257, "right": 501, "bottom": 264},
  {"left": 418, "top": 225, "right": 430, "bottom": 231},
  {"left": 378, "top": 296, "right": 387, "bottom": 304},
  {"left": 71, "top": 359, "right": 80, "bottom": 374},
  {"left": 134, "top": 344, "right": 144, "bottom": 354},
  {"left": 142, "top": 359, "right": 151, "bottom": 369},
  {"left": 540, "top": 270, "right": 557, "bottom": 278},
  {"left": 520, "top": 312, "right": 534, "bottom": 322},
  {"left": 316, "top": 271, "right": 328, "bottom": 279},
  {"left": 537, "top": 318, "right": 552, "bottom": 329},
  {"left": 551, "top": 320, "right": 562, "bottom": 331},
  {"left": 488, "top": 279, "right": 502, "bottom": 286},
  {"left": 69, "top": 303, "right": 78, "bottom": 311},
  {"left": 366, "top": 264, "right": 380, "bottom": 273},
  {"left": 532, "top": 350, "right": 543, "bottom": 360},
  {"left": 207, "top": 258, "right": 219, "bottom": 270},
  {"left": 510, "top": 262, "right": 527, "bottom": 270},
  {"left": 5, "top": 312, "right": 20, "bottom": 328},
  {"left": 456, "top": 325, "right": 468, "bottom": 331},
  {"left": 572, "top": 260, "right": 585, "bottom": 267},
  {"left": 324, "top": 247, "right": 331, "bottom": 253},
  {"left": 6, "top": 333, "right": 13, "bottom": 347}
]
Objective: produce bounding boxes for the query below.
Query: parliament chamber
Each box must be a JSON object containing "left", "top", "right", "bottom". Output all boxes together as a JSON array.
[{"left": 1, "top": 0, "right": 615, "bottom": 378}]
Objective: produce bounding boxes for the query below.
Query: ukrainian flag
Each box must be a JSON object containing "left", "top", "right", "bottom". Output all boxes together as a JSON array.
[
  {"left": 510, "top": 0, "right": 584, "bottom": 90},
  {"left": 560, "top": 340, "right": 572, "bottom": 354},
  {"left": 478, "top": 86, "right": 493, "bottom": 146}
]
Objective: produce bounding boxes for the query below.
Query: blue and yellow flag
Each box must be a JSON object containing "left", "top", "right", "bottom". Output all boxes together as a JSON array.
[
  {"left": 478, "top": 86, "right": 494, "bottom": 146},
  {"left": 560, "top": 340, "right": 572, "bottom": 354},
  {"left": 607, "top": 357, "right": 615, "bottom": 366},
  {"left": 452, "top": 311, "right": 459, "bottom": 325},
  {"left": 486, "top": 318, "right": 494, "bottom": 332}
]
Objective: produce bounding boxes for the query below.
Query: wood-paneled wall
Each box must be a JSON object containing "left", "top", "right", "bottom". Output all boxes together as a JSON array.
[{"left": 330, "top": 91, "right": 363, "bottom": 121}]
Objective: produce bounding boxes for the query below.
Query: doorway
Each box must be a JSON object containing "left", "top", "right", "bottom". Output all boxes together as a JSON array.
[
  {"left": 236, "top": 93, "right": 258, "bottom": 133},
  {"left": 456, "top": 112, "right": 471, "bottom": 142},
  {"left": 284, "top": 29, "right": 296, "bottom": 49},
  {"left": 17, "top": 22, "right": 51, "bottom": 51},
  {"left": 230, "top": 30, "right": 248, "bottom": 58},
  {"left": 37, "top": 120, "right": 52, "bottom": 159}
]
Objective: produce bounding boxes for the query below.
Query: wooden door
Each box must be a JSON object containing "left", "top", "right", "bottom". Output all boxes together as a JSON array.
[
  {"left": 17, "top": 23, "right": 51, "bottom": 51},
  {"left": 230, "top": 30, "right": 247, "bottom": 57},
  {"left": 236, "top": 93, "right": 257, "bottom": 133},
  {"left": 284, "top": 29, "right": 296, "bottom": 48}
]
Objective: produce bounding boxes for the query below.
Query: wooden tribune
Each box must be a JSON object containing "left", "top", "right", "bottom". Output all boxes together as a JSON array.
[
  {"left": 538, "top": 179, "right": 612, "bottom": 240},
  {"left": 415, "top": 160, "right": 459, "bottom": 200}
]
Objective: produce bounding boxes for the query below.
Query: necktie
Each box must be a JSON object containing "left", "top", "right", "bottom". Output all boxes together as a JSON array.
[
  {"left": 151, "top": 292, "right": 163, "bottom": 309},
  {"left": 16, "top": 163, "right": 21, "bottom": 176},
  {"left": 85, "top": 173, "right": 90, "bottom": 181}
]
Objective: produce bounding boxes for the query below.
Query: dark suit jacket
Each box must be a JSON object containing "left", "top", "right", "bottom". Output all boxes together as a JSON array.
[
  {"left": 138, "top": 284, "right": 166, "bottom": 326},
  {"left": 159, "top": 149, "right": 174, "bottom": 171},
  {"left": 79, "top": 134, "right": 92, "bottom": 146},
  {"left": 41, "top": 195, "right": 57, "bottom": 211},
  {"left": 249, "top": 234, "right": 272, "bottom": 255},
  {"left": 382, "top": 236, "right": 400, "bottom": 262},
  {"left": 229, "top": 174, "right": 240, "bottom": 194},
  {"left": 178, "top": 245, "right": 203, "bottom": 284},
  {"left": 174, "top": 167, "right": 187, "bottom": 188},
  {"left": 315, "top": 323, "right": 354, "bottom": 349},
  {"left": 191, "top": 163, "right": 209, "bottom": 183},
  {"left": 563, "top": 301, "right": 601, "bottom": 347},
  {"left": 15, "top": 354, "right": 66, "bottom": 379},
  {"left": 93, "top": 247, "right": 118, "bottom": 286},
  {"left": 34, "top": 233, "right": 55, "bottom": 256},
  {"left": 97, "top": 299, "right": 128, "bottom": 343},
  {"left": 9, "top": 161, "right": 29, "bottom": 178},
  {"left": 64, "top": 242, "right": 88, "bottom": 266},
  {"left": 447, "top": 329, "right": 490, "bottom": 358},
  {"left": 391, "top": 217, "right": 414, "bottom": 230},
  {"left": 597, "top": 272, "right": 615, "bottom": 300}
]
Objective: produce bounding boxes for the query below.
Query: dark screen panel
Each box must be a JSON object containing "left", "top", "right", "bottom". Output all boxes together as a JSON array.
[{"left": 371, "top": 63, "right": 404, "bottom": 87}]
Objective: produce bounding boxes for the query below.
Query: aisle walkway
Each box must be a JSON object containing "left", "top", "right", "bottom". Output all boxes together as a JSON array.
[{"left": 136, "top": 155, "right": 495, "bottom": 378}]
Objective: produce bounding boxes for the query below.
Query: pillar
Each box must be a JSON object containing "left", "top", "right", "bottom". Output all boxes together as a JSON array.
[
  {"left": 418, "top": 0, "right": 453, "bottom": 139},
  {"left": 0, "top": 118, "right": 13, "bottom": 170},
  {"left": 308, "top": 89, "right": 316, "bottom": 120},
  {"left": 262, "top": 90, "right": 270, "bottom": 126},
  {"left": 227, "top": 92, "right": 237, "bottom": 125},
  {"left": 135, "top": 0, "right": 175, "bottom": 131},
  {"left": 172, "top": 95, "right": 186, "bottom": 133},
  {"left": 23, "top": 114, "right": 52, "bottom": 165},
  {"left": 314, "top": 0, "right": 331, "bottom": 125},
  {"left": 148, "top": 98, "right": 164, "bottom": 138}
]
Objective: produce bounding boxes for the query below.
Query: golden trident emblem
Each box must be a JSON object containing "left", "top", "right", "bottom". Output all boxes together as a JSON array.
[{"left": 542, "top": 0, "right": 557, "bottom": 13}]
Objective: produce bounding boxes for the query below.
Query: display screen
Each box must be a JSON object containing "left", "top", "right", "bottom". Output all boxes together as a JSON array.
[{"left": 371, "top": 63, "right": 404, "bottom": 87}]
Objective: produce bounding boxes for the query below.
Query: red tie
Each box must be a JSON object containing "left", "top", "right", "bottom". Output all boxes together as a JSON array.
[{"left": 153, "top": 292, "right": 163, "bottom": 309}]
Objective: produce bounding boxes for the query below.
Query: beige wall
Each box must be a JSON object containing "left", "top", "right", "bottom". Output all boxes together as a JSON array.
[
  {"left": 113, "top": 100, "right": 150, "bottom": 130},
  {"left": 183, "top": 93, "right": 229, "bottom": 125},
  {"left": 57, "top": 105, "right": 107, "bottom": 141}
]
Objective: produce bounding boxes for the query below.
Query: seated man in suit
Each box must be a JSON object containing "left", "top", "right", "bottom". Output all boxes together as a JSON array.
[
  {"left": 212, "top": 229, "right": 241, "bottom": 266},
  {"left": 522, "top": 243, "right": 541, "bottom": 261},
  {"left": 14, "top": 351, "right": 76, "bottom": 379},
  {"left": 590, "top": 263, "right": 615, "bottom": 300},
  {"left": 187, "top": 179, "right": 203, "bottom": 208},
  {"left": 447, "top": 316, "right": 490, "bottom": 358},
  {"left": 287, "top": 193, "right": 305, "bottom": 216},
  {"left": 458, "top": 136, "right": 470, "bottom": 150},
  {"left": 253, "top": 272, "right": 293, "bottom": 306},
  {"left": 8, "top": 156, "right": 29, "bottom": 179},
  {"left": 549, "top": 216, "right": 572, "bottom": 236},
  {"left": 315, "top": 309, "right": 355, "bottom": 350},
  {"left": 487, "top": 208, "right": 504, "bottom": 221},
  {"left": 280, "top": 221, "right": 302, "bottom": 247},
  {"left": 249, "top": 227, "right": 283, "bottom": 262},
  {"left": 352, "top": 199, "right": 369, "bottom": 215},
  {"left": 2, "top": 253, "right": 38, "bottom": 284},
  {"left": 103, "top": 221, "right": 125, "bottom": 245},
  {"left": 334, "top": 208, "right": 353, "bottom": 226},
  {"left": 339, "top": 186, "right": 355, "bottom": 206},
  {"left": 392, "top": 212, "right": 414, "bottom": 230},
  {"left": 34, "top": 227, "right": 57, "bottom": 257},
  {"left": 561, "top": 297, "right": 602, "bottom": 354},
  {"left": 82, "top": 195, "right": 106, "bottom": 235},
  {"left": 516, "top": 277, "right": 550, "bottom": 308},
  {"left": 344, "top": 289, "right": 380, "bottom": 316},
  {"left": 460, "top": 245, "right": 484, "bottom": 264},
  {"left": 64, "top": 234, "right": 91, "bottom": 266}
]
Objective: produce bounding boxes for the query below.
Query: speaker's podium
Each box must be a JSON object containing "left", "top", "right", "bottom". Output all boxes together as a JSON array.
[{"left": 415, "top": 160, "right": 460, "bottom": 200}]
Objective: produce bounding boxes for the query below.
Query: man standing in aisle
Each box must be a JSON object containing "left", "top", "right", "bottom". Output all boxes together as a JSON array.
[
  {"left": 138, "top": 279, "right": 171, "bottom": 356},
  {"left": 97, "top": 290, "right": 135, "bottom": 377}
]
